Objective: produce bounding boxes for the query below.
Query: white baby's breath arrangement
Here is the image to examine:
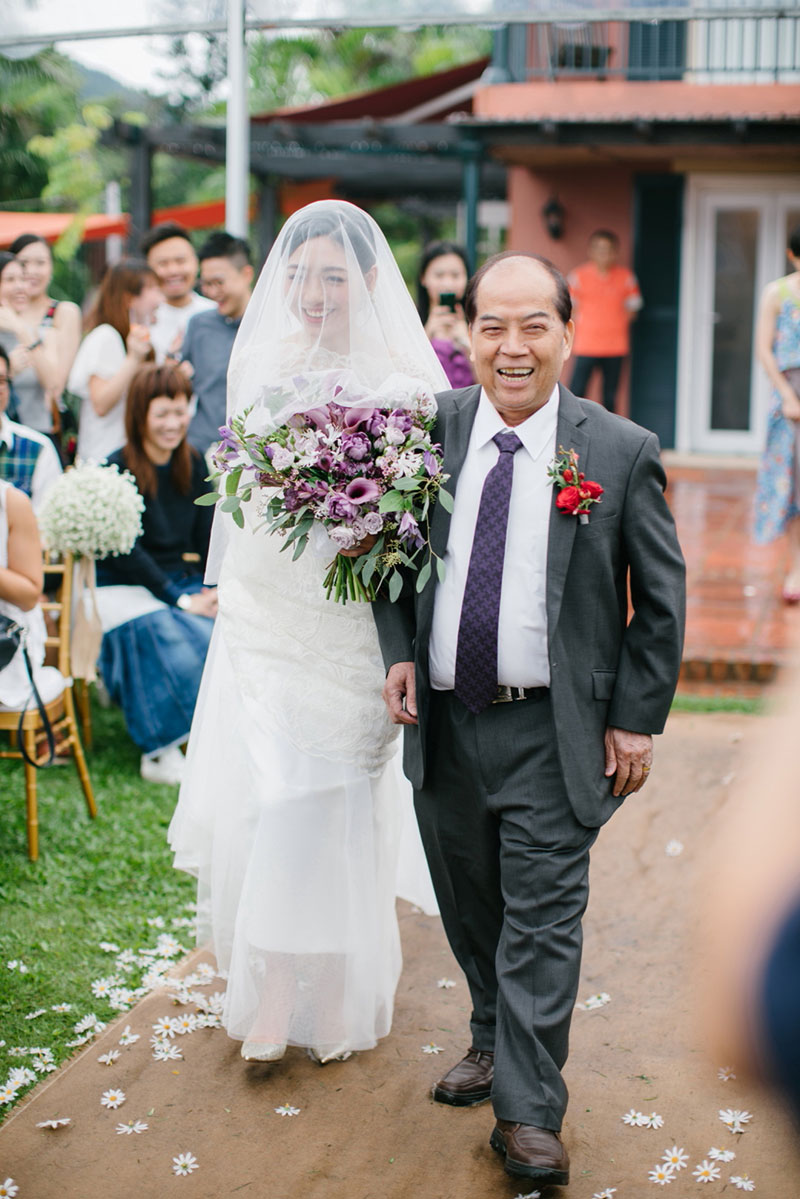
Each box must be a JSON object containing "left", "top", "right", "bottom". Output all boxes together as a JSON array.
[{"left": 38, "top": 463, "right": 145, "bottom": 560}]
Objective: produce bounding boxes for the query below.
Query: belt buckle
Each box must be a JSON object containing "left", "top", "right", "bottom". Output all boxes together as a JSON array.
[{"left": 493, "top": 685, "right": 516, "bottom": 704}]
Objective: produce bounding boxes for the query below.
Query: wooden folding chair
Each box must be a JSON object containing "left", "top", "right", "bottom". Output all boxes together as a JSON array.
[{"left": 0, "top": 551, "right": 97, "bottom": 860}]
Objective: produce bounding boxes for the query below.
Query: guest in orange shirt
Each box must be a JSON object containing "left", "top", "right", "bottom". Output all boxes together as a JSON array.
[{"left": 567, "top": 230, "right": 642, "bottom": 413}]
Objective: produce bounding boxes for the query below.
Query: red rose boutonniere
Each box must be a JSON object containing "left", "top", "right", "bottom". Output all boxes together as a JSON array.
[{"left": 547, "top": 445, "right": 603, "bottom": 525}]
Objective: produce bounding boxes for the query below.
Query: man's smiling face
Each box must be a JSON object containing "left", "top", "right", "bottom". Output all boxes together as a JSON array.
[{"left": 468, "top": 257, "right": 574, "bottom": 427}]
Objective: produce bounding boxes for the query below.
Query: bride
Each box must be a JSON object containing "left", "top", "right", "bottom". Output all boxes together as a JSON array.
[{"left": 168, "top": 201, "right": 446, "bottom": 1063}]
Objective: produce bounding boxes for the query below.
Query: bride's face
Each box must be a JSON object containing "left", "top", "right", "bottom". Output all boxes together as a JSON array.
[{"left": 285, "top": 235, "right": 353, "bottom": 348}]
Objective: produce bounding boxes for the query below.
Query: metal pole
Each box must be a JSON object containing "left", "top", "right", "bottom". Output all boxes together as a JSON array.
[
  {"left": 462, "top": 147, "right": 481, "bottom": 273},
  {"left": 226, "top": 0, "right": 249, "bottom": 237}
]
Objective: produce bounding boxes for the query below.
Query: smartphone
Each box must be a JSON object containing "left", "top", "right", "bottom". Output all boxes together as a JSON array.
[{"left": 439, "top": 292, "right": 458, "bottom": 312}]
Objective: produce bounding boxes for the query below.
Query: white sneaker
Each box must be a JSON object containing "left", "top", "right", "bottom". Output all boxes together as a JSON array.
[{"left": 140, "top": 745, "right": 185, "bottom": 785}]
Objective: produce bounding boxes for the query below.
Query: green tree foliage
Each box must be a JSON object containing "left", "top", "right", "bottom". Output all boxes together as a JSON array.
[{"left": 0, "top": 50, "right": 81, "bottom": 205}]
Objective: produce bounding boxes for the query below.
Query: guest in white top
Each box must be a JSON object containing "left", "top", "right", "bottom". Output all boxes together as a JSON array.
[
  {"left": 139, "top": 223, "right": 215, "bottom": 363},
  {"left": 68, "top": 260, "right": 163, "bottom": 463}
]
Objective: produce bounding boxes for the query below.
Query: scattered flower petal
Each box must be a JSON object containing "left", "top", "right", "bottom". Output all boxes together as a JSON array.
[
  {"left": 718, "top": 1066, "right": 736, "bottom": 1081},
  {"left": 172, "top": 1152, "right": 199, "bottom": 1176},
  {"left": 642, "top": 1112, "right": 664, "bottom": 1129},
  {"left": 437, "top": 978, "right": 456, "bottom": 989},
  {"left": 592, "top": 1190, "right": 617, "bottom": 1198},
  {"left": 274, "top": 1104, "right": 300, "bottom": 1117},
  {"left": 118, "top": 1026, "right": 140, "bottom": 1046},
  {"left": 577, "top": 991, "right": 611, "bottom": 1010},
  {"left": 50, "top": 1004, "right": 72, "bottom": 1013},
  {"left": 97, "top": 1050, "right": 121, "bottom": 1066},
  {"left": 153, "top": 1043, "right": 183, "bottom": 1062},
  {"left": 730, "top": 1176, "right": 755, "bottom": 1192},
  {"left": 99, "top": 941, "right": 120, "bottom": 953},
  {"left": 36, "top": 1117, "right": 71, "bottom": 1129},
  {"left": 665, "top": 839, "right": 683, "bottom": 857},
  {"left": 693, "top": 1160, "right": 721, "bottom": 1183},
  {"left": 622, "top": 1109, "right": 649, "bottom": 1127},
  {"left": 116, "top": 1120, "right": 148, "bottom": 1135},
  {"left": 24, "top": 1010, "right": 47, "bottom": 1021},
  {"left": 661, "top": 1146, "right": 688, "bottom": 1171},
  {"left": 421, "top": 1043, "right": 445, "bottom": 1055},
  {"left": 708, "top": 1147, "right": 736, "bottom": 1162},
  {"left": 719, "top": 1109, "right": 752, "bottom": 1134},
  {"left": 648, "top": 1164, "right": 674, "bottom": 1185},
  {"left": 0, "top": 1179, "right": 19, "bottom": 1197},
  {"left": 100, "top": 1088, "right": 126, "bottom": 1109}
]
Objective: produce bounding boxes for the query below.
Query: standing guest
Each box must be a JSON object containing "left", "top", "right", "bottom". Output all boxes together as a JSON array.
[
  {"left": 417, "top": 240, "right": 475, "bottom": 389},
  {"left": 0, "top": 247, "right": 65, "bottom": 440},
  {"left": 753, "top": 223, "right": 800, "bottom": 602},
  {"left": 568, "top": 230, "right": 642, "bottom": 413},
  {"left": 95, "top": 362, "right": 217, "bottom": 786},
  {"left": 8, "top": 234, "right": 82, "bottom": 438},
  {"left": 68, "top": 260, "right": 163, "bottom": 464},
  {"left": 139, "top": 222, "right": 215, "bottom": 363},
  {"left": 181, "top": 232, "right": 254, "bottom": 454},
  {"left": 0, "top": 344, "right": 62, "bottom": 513},
  {"left": 374, "top": 251, "right": 684, "bottom": 1189}
]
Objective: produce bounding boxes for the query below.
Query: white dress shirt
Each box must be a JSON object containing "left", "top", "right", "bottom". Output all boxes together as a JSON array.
[
  {"left": 150, "top": 293, "right": 216, "bottom": 364},
  {"left": 429, "top": 386, "right": 559, "bottom": 691},
  {"left": 0, "top": 414, "right": 62, "bottom": 514}
]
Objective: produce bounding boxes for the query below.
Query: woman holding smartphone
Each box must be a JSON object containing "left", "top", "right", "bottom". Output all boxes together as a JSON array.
[{"left": 416, "top": 240, "right": 474, "bottom": 388}]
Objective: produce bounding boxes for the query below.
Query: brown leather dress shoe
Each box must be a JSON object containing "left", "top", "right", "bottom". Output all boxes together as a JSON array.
[
  {"left": 432, "top": 1047, "right": 494, "bottom": 1106},
  {"left": 489, "top": 1119, "right": 570, "bottom": 1185}
]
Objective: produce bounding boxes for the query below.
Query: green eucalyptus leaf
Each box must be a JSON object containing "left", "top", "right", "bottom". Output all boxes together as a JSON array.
[{"left": 194, "top": 492, "right": 220, "bottom": 507}]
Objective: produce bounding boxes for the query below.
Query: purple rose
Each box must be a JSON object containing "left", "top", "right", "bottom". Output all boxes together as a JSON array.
[
  {"left": 363, "top": 511, "right": 384, "bottom": 535},
  {"left": 329, "top": 525, "right": 357, "bottom": 550},
  {"left": 326, "top": 492, "right": 359, "bottom": 521},
  {"left": 341, "top": 432, "right": 372, "bottom": 462},
  {"left": 388, "top": 410, "right": 413, "bottom": 434},
  {"left": 397, "top": 511, "right": 424, "bottom": 549},
  {"left": 365, "top": 411, "right": 387, "bottom": 437},
  {"left": 283, "top": 488, "right": 304, "bottom": 513},
  {"left": 345, "top": 478, "right": 382, "bottom": 505}
]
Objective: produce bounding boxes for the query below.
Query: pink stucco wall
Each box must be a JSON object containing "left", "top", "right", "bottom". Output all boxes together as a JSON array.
[{"left": 507, "top": 165, "right": 637, "bottom": 414}]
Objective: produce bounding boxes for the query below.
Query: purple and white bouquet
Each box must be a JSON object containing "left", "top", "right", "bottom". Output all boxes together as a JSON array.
[{"left": 201, "top": 371, "right": 452, "bottom": 603}]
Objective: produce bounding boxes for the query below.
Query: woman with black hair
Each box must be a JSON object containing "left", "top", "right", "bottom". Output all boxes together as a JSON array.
[{"left": 416, "top": 239, "right": 475, "bottom": 388}]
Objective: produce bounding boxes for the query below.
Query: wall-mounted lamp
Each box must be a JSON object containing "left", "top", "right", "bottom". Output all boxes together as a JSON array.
[{"left": 542, "top": 195, "right": 565, "bottom": 240}]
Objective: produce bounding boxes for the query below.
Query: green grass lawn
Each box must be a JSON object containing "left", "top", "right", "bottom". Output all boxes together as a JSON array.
[{"left": 0, "top": 701, "right": 195, "bottom": 1119}]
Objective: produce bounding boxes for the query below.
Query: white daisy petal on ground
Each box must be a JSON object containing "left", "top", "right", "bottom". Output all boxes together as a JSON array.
[
  {"left": 8, "top": 1067, "right": 36, "bottom": 1086},
  {"left": 24, "top": 1010, "right": 47, "bottom": 1020},
  {"left": 665, "top": 839, "right": 684, "bottom": 857},
  {"left": 31, "top": 1059, "right": 57, "bottom": 1074},
  {"left": 730, "top": 1176, "right": 755, "bottom": 1191},
  {"left": 577, "top": 992, "right": 612, "bottom": 1011},
  {"left": 661, "top": 1146, "right": 689, "bottom": 1171},
  {"left": 36, "top": 1117, "right": 71, "bottom": 1128},
  {"left": 512, "top": 1192, "right": 541, "bottom": 1199},
  {"left": 74, "top": 1013, "right": 99, "bottom": 1034},
  {"left": 718, "top": 1066, "right": 736, "bottom": 1081},
  {"left": 50, "top": 1004, "right": 72, "bottom": 1013},
  {"left": 97, "top": 1050, "right": 121, "bottom": 1066},
  {"left": 708, "top": 1147, "right": 735, "bottom": 1162},
  {"left": 0, "top": 1179, "right": 19, "bottom": 1197},
  {"left": 146, "top": 916, "right": 165, "bottom": 928},
  {"left": 172, "top": 1014, "right": 198, "bottom": 1036},
  {"left": 436, "top": 978, "right": 456, "bottom": 989},
  {"left": 719, "top": 1109, "right": 753, "bottom": 1134},
  {"left": 643, "top": 1112, "right": 664, "bottom": 1129},
  {"left": 118, "top": 1026, "right": 140, "bottom": 1046},
  {"left": 99, "top": 941, "right": 120, "bottom": 953},
  {"left": 100, "top": 1088, "right": 126, "bottom": 1109},
  {"left": 693, "top": 1160, "right": 721, "bottom": 1183},
  {"left": 153, "top": 1044, "right": 183, "bottom": 1062},
  {"left": 7, "top": 1049, "right": 28, "bottom": 1058},
  {"left": 65, "top": 1035, "right": 92, "bottom": 1049},
  {"left": 7, "top": 961, "right": 28, "bottom": 973},
  {"left": 421, "top": 1043, "right": 444, "bottom": 1054},
  {"left": 592, "top": 1189, "right": 617, "bottom": 1197},
  {"left": 648, "top": 1163, "right": 674, "bottom": 1185},
  {"left": 0, "top": 1083, "right": 20, "bottom": 1105},
  {"left": 195, "top": 963, "right": 216, "bottom": 981},
  {"left": 274, "top": 1104, "right": 300, "bottom": 1117},
  {"left": 152, "top": 1017, "right": 176, "bottom": 1039},
  {"left": 116, "top": 1120, "right": 148, "bottom": 1135},
  {"left": 172, "top": 1152, "right": 199, "bottom": 1176},
  {"left": 622, "top": 1108, "right": 644, "bottom": 1126}
]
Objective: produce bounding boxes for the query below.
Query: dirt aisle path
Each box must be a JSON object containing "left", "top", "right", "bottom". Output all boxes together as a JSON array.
[{"left": 2, "top": 712, "right": 798, "bottom": 1198}]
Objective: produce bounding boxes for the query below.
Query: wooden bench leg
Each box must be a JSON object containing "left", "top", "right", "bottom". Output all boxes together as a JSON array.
[
  {"left": 64, "top": 688, "right": 97, "bottom": 819},
  {"left": 23, "top": 728, "right": 39, "bottom": 861}
]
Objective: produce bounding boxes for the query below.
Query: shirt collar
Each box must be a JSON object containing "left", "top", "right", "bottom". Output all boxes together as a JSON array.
[
  {"left": 474, "top": 385, "right": 560, "bottom": 463},
  {"left": 0, "top": 413, "right": 13, "bottom": 450}
]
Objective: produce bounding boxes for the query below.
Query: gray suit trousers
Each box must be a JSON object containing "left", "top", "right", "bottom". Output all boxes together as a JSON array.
[{"left": 415, "top": 689, "right": 598, "bottom": 1131}]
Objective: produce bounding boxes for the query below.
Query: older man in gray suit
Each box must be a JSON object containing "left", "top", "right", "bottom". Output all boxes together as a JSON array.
[{"left": 373, "top": 251, "right": 685, "bottom": 1189}]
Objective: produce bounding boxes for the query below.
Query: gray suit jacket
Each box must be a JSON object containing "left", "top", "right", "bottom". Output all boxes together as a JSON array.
[{"left": 372, "top": 384, "right": 686, "bottom": 829}]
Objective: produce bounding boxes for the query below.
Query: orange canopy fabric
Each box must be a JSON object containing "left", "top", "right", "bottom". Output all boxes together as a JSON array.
[{"left": 0, "top": 212, "right": 130, "bottom": 248}]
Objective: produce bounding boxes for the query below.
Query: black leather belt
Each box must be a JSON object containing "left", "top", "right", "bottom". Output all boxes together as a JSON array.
[{"left": 491, "top": 685, "right": 549, "bottom": 704}]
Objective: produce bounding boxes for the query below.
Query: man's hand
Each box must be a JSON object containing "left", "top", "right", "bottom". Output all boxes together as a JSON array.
[
  {"left": 340, "top": 533, "right": 378, "bottom": 559},
  {"left": 383, "top": 661, "right": 418, "bottom": 726},
  {"left": 604, "top": 727, "right": 653, "bottom": 797}
]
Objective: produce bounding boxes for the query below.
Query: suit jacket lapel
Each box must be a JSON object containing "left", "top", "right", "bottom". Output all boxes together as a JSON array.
[
  {"left": 546, "top": 386, "right": 589, "bottom": 647},
  {"left": 419, "top": 386, "right": 480, "bottom": 635}
]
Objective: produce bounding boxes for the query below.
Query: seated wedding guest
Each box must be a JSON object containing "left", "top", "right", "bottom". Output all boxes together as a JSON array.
[
  {"left": 416, "top": 240, "right": 475, "bottom": 388},
  {"left": 9, "top": 234, "right": 82, "bottom": 440},
  {"left": 0, "top": 345, "right": 62, "bottom": 513},
  {"left": 68, "top": 259, "right": 163, "bottom": 464},
  {"left": 95, "top": 362, "right": 217, "bottom": 785},
  {"left": 140, "top": 222, "right": 215, "bottom": 363},
  {"left": 0, "top": 479, "right": 64, "bottom": 712},
  {"left": 181, "top": 232, "right": 254, "bottom": 454},
  {"left": 0, "top": 249, "right": 64, "bottom": 442}
]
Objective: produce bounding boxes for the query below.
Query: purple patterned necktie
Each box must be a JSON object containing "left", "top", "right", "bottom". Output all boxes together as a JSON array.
[{"left": 454, "top": 429, "right": 524, "bottom": 714}]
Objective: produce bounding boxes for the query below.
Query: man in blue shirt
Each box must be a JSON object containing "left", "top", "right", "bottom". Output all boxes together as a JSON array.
[{"left": 181, "top": 233, "right": 254, "bottom": 455}]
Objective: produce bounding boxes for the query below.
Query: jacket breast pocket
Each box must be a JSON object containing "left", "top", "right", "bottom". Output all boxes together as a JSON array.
[{"left": 592, "top": 669, "right": 617, "bottom": 700}]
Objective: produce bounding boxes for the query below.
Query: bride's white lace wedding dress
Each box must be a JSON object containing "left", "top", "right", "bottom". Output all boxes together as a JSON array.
[{"left": 169, "top": 511, "right": 421, "bottom": 1053}]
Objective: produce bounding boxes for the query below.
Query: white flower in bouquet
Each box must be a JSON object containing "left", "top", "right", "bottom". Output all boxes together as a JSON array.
[{"left": 38, "top": 464, "right": 145, "bottom": 560}]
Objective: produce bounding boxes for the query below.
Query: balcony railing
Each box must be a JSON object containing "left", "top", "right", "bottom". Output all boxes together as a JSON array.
[{"left": 513, "top": 15, "right": 800, "bottom": 81}]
